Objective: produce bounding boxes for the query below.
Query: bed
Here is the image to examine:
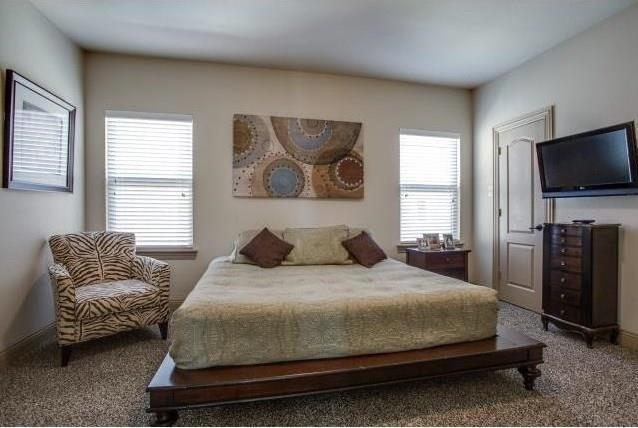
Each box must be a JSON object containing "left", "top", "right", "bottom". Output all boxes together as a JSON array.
[
  {"left": 147, "top": 256, "right": 545, "bottom": 426},
  {"left": 169, "top": 257, "right": 499, "bottom": 369}
]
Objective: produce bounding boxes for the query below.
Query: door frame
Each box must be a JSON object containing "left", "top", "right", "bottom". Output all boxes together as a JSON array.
[{"left": 492, "top": 106, "right": 555, "bottom": 290}]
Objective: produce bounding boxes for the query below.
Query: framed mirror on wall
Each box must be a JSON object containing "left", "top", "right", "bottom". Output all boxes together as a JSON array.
[{"left": 3, "top": 69, "right": 75, "bottom": 192}]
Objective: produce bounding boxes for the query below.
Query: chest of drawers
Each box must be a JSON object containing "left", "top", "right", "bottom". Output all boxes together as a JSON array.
[
  {"left": 406, "top": 248, "right": 470, "bottom": 281},
  {"left": 541, "top": 223, "right": 619, "bottom": 347}
]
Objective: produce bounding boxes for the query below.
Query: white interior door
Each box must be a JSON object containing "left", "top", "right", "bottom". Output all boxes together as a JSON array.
[{"left": 496, "top": 108, "right": 553, "bottom": 312}]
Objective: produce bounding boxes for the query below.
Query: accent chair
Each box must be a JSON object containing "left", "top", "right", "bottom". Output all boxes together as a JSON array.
[{"left": 48, "top": 231, "right": 170, "bottom": 366}]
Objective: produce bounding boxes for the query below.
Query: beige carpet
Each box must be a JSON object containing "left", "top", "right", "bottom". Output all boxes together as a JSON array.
[{"left": 1, "top": 302, "right": 637, "bottom": 426}]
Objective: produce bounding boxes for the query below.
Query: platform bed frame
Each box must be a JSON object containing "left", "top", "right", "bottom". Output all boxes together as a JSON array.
[{"left": 147, "top": 325, "right": 545, "bottom": 426}]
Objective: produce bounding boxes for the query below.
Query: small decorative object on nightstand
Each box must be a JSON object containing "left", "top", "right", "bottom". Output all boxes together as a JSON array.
[{"left": 406, "top": 247, "right": 471, "bottom": 281}]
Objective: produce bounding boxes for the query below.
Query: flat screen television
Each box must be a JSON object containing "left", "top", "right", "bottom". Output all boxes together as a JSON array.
[{"left": 536, "top": 121, "right": 638, "bottom": 198}]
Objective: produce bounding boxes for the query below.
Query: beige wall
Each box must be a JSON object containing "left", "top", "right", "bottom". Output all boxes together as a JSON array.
[
  {"left": 473, "top": 5, "right": 638, "bottom": 335},
  {"left": 84, "top": 53, "right": 473, "bottom": 300},
  {"left": 0, "top": 0, "right": 84, "bottom": 352}
]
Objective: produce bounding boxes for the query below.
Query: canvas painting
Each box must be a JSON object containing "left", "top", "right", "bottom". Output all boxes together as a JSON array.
[{"left": 233, "top": 114, "right": 363, "bottom": 198}]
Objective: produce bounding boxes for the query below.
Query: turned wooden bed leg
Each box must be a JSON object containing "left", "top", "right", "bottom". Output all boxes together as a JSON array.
[
  {"left": 152, "top": 410, "right": 178, "bottom": 426},
  {"left": 158, "top": 322, "right": 168, "bottom": 340},
  {"left": 517, "top": 365, "right": 541, "bottom": 390},
  {"left": 60, "top": 345, "right": 72, "bottom": 367}
]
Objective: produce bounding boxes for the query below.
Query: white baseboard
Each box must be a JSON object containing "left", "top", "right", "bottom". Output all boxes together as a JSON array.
[
  {"left": 619, "top": 329, "right": 638, "bottom": 350},
  {"left": 0, "top": 322, "right": 55, "bottom": 369}
]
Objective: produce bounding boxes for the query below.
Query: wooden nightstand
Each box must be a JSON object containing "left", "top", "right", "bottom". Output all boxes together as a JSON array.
[{"left": 406, "top": 248, "right": 471, "bottom": 281}]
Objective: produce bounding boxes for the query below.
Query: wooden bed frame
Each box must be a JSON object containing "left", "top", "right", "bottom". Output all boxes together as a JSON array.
[{"left": 147, "top": 326, "right": 545, "bottom": 425}]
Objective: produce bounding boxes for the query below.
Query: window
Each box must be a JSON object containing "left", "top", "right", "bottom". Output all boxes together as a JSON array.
[
  {"left": 106, "top": 111, "right": 193, "bottom": 248},
  {"left": 400, "top": 130, "right": 460, "bottom": 242}
]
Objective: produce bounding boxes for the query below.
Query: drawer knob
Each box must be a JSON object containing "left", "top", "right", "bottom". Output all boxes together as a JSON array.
[
  {"left": 560, "top": 277, "right": 566, "bottom": 283},
  {"left": 560, "top": 309, "right": 565, "bottom": 316},
  {"left": 560, "top": 293, "right": 565, "bottom": 300},
  {"left": 560, "top": 248, "right": 567, "bottom": 254},
  {"left": 560, "top": 238, "right": 566, "bottom": 244},
  {"left": 560, "top": 261, "right": 567, "bottom": 267},
  {"left": 561, "top": 228, "right": 567, "bottom": 234}
]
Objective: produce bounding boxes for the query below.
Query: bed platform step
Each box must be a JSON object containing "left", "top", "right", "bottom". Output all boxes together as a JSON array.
[{"left": 147, "top": 325, "right": 545, "bottom": 426}]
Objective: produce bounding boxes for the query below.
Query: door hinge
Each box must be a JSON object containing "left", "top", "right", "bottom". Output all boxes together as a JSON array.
[
  {"left": 498, "top": 147, "right": 502, "bottom": 155},
  {"left": 498, "top": 208, "right": 502, "bottom": 217}
]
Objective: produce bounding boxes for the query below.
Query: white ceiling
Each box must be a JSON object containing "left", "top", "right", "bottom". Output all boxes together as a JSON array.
[{"left": 31, "top": 0, "right": 636, "bottom": 88}]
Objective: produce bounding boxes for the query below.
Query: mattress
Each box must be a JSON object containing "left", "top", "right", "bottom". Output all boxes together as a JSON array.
[{"left": 169, "top": 257, "right": 498, "bottom": 369}]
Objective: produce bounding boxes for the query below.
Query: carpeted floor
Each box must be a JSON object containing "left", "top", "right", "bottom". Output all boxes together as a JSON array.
[{"left": 1, "top": 302, "right": 637, "bottom": 426}]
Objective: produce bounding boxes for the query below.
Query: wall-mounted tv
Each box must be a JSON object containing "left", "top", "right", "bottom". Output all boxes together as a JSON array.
[{"left": 536, "top": 121, "right": 638, "bottom": 198}]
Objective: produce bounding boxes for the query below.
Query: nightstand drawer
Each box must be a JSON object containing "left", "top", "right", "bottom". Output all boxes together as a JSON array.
[
  {"left": 425, "top": 253, "right": 465, "bottom": 269},
  {"left": 429, "top": 268, "right": 466, "bottom": 281},
  {"left": 405, "top": 248, "right": 470, "bottom": 282}
]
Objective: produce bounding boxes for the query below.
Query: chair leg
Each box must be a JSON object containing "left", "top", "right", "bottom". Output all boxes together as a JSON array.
[
  {"left": 60, "top": 345, "right": 72, "bottom": 367},
  {"left": 158, "top": 322, "right": 168, "bottom": 340}
]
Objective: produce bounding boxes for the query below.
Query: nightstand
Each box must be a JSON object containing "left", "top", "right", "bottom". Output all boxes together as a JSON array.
[{"left": 406, "top": 248, "right": 471, "bottom": 281}]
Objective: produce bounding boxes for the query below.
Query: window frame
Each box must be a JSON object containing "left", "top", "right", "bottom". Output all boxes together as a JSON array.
[
  {"left": 105, "top": 110, "right": 196, "bottom": 258},
  {"left": 399, "top": 128, "right": 461, "bottom": 245}
]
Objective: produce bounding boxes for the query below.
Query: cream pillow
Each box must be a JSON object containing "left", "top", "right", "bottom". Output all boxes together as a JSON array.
[
  {"left": 348, "top": 227, "right": 370, "bottom": 238},
  {"left": 283, "top": 225, "right": 350, "bottom": 265},
  {"left": 231, "top": 229, "right": 285, "bottom": 264}
]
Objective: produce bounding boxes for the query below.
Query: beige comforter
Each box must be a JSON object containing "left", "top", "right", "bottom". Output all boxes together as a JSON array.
[{"left": 169, "top": 257, "right": 498, "bottom": 369}]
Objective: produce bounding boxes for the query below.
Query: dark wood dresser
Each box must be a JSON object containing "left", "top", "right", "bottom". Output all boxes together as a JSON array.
[
  {"left": 406, "top": 248, "right": 470, "bottom": 281},
  {"left": 541, "top": 222, "right": 620, "bottom": 347}
]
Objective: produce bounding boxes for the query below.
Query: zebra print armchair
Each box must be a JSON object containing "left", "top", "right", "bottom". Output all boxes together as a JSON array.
[{"left": 48, "top": 231, "right": 170, "bottom": 366}]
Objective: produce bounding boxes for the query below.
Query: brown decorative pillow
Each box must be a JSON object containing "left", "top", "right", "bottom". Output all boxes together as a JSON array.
[
  {"left": 341, "top": 231, "right": 387, "bottom": 268},
  {"left": 239, "top": 228, "right": 294, "bottom": 268}
]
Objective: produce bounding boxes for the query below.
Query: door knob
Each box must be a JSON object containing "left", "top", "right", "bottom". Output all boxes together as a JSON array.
[{"left": 529, "top": 224, "right": 543, "bottom": 231}]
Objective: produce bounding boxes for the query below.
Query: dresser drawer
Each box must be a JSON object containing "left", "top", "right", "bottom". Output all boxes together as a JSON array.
[
  {"left": 550, "top": 225, "right": 582, "bottom": 237},
  {"left": 548, "top": 302, "right": 582, "bottom": 324},
  {"left": 550, "top": 256, "right": 582, "bottom": 273},
  {"left": 549, "top": 270, "right": 582, "bottom": 290},
  {"left": 550, "top": 234, "right": 582, "bottom": 247},
  {"left": 425, "top": 252, "right": 465, "bottom": 269},
  {"left": 550, "top": 286, "right": 581, "bottom": 307},
  {"left": 550, "top": 245, "right": 582, "bottom": 258}
]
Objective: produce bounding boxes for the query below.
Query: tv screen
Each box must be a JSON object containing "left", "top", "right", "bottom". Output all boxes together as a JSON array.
[{"left": 536, "top": 122, "right": 638, "bottom": 198}]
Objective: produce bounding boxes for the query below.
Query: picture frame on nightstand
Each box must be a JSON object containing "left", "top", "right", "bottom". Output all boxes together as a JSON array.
[{"left": 423, "top": 233, "right": 440, "bottom": 250}]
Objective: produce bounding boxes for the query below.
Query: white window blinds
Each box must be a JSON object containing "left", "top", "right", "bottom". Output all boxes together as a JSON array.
[
  {"left": 13, "top": 103, "right": 69, "bottom": 187},
  {"left": 400, "top": 131, "right": 460, "bottom": 242},
  {"left": 106, "top": 111, "right": 193, "bottom": 248}
]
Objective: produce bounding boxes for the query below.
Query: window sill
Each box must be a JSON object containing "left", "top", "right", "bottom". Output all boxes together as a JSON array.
[
  {"left": 136, "top": 247, "right": 198, "bottom": 260},
  {"left": 396, "top": 242, "right": 418, "bottom": 254}
]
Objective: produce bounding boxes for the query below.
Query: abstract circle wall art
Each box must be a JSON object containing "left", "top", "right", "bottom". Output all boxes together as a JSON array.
[{"left": 232, "top": 114, "right": 363, "bottom": 199}]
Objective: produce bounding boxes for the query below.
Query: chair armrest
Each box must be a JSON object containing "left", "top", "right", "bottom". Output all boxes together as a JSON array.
[
  {"left": 132, "top": 255, "right": 170, "bottom": 290},
  {"left": 48, "top": 263, "right": 77, "bottom": 345},
  {"left": 49, "top": 263, "right": 76, "bottom": 302}
]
